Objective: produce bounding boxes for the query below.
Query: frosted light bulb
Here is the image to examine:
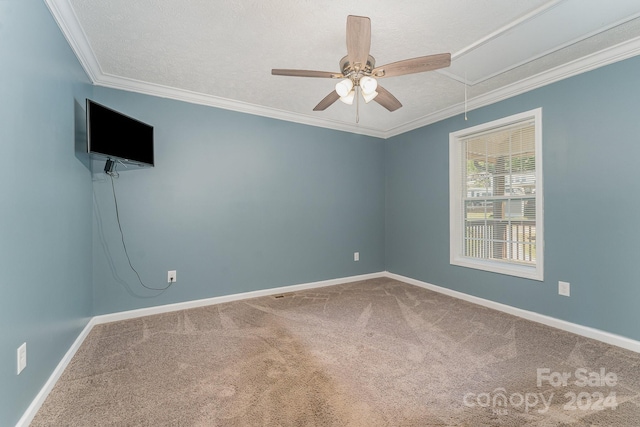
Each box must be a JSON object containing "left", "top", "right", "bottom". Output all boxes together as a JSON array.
[
  {"left": 362, "top": 90, "right": 378, "bottom": 103},
  {"left": 360, "top": 76, "right": 378, "bottom": 95},
  {"left": 335, "top": 79, "right": 354, "bottom": 97},
  {"left": 339, "top": 89, "right": 355, "bottom": 105}
]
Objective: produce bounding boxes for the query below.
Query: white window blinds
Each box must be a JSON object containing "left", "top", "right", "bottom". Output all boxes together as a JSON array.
[{"left": 450, "top": 109, "right": 543, "bottom": 280}]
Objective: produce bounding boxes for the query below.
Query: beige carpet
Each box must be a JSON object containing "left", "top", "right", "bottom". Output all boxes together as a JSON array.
[{"left": 32, "top": 278, "right": 640, "bottom": 426}]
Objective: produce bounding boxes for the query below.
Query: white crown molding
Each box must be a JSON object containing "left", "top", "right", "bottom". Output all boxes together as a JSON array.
[
  {"left": 443, "top": 0, "right": 640, "bottom": 85},
  {"left": 43, "top": 0, "right": 384, "bottom": 138},
  {"left": 46, "top": 0, "right": 640, "bottom": 140},
  {"left": 95, "top": 74, "right": 387, "bottom": 139},
  {"left": 44, "top": 0, "right": 101, "bottom": 82},
  {"left": 384, "top": 35, "right": 640, "bottom": 138},
  {"left": 442, "top": 0, "right": 566, "bottom": 85}
]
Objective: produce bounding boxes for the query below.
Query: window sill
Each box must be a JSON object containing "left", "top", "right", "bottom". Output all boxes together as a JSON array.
[{"left": 451, "top": 256, "right": 543, "bottom": 281}]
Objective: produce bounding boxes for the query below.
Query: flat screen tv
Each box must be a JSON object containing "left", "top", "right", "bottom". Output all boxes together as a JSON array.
[{"left": 86, "top": 99, "right": 154, "bottom": 167}]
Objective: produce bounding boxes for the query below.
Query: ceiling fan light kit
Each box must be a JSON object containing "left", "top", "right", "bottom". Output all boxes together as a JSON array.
[
  {"left": 335, "top": 78, "right": 354, "bottom": 97},
  {"left": 272, "top": 15, "right": 451, "bottom": 115},
  {"left": 360, "top": 76, "right": 378, "bottom": 95},
  {"left": 362, "top": 89, "right": 378, "bottom": 104},
  {"left": 339, "top": 89, "right": 355, "bottom": 105}
]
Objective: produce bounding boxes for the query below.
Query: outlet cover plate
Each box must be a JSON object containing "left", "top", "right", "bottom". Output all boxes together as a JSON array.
[
  {"left": 559, "top": 281, "right": 570, "bottom": 297},
  {"left": 17, "top": 342, "right": 26, "bottom": 375},
  {"left": 168, "top": 270, "right": 177, "bottom": 283}
]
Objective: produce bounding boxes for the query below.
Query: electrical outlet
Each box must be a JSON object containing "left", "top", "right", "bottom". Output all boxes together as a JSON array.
[
  {"left": 354, "top": 252, "right": 360, "bottom": 261},
  {"left": 168, "top": 270, "right": 177, "bottom": 283},
  {"left": 558, "top": 281, "right": 570, "bottom": 297},
  {"left": 17, "top": 343, "right": 26, "bottom": 375}
]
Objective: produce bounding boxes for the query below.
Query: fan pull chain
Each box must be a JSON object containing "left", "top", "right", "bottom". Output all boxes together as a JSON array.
[{"left": 356, "top": 86, "right": 360, "bottom": 123}]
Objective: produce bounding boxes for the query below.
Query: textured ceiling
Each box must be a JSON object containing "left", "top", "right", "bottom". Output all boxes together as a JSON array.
[{"left": 46, "top": 0, "right": 640, "bottom": 138}]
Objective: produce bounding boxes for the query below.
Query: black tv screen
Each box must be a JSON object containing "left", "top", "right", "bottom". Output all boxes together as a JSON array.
[{"left": 86, "top": 99, "right": 154, "bottom": 167}]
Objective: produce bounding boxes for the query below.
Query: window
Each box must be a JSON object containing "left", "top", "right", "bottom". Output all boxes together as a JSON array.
[{"left": 449, "top": 108, "right": 543, "bottom": 280}]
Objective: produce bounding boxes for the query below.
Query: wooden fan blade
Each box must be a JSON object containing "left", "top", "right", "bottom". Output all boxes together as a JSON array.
[
  {"left": 313, "top": 91, "right": 340, "bottom": 111},
  {"left": 374, "top": 85, "right": 402, "bottom": 112},
  {"left": 272, "top": 69, "right": 341, "bottom": 78},
  {"left": 346, "top": 15, "right": 371, "bottom": 72},
  {"left": 372, "top": 53, "right": 451, "bottom": 78}
]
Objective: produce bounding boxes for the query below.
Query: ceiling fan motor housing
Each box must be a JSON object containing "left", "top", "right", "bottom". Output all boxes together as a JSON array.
[{"left": 340, "top": 55, "right": 376, "bottom": 81}]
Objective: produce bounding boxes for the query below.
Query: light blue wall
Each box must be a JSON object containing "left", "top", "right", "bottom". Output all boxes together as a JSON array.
[
  {"left": 6, "top": 2, "right": 640, "bottom": 424},
  {"left": 90, "top": 87, "right": 385, "bottom": 314},
  {"left": 0, "top": 2, "right": 93, "bottom": 426},
  {"left": 385, "top": 55, "right": 640, "bottom": 341}
]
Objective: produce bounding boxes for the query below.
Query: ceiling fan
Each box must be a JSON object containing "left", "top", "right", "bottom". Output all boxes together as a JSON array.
[{"left": 272, "top": 15, "right": 451, "bottom": 113}]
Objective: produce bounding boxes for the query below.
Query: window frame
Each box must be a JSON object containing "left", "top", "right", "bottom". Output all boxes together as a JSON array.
[{"left": 449, "top": 108, "right": 544, "bottom": 281}]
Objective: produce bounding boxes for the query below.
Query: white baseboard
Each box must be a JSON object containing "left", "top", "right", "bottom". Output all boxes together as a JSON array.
[
  {"left": 15, "top": 271, "right": 384, "bottom": 427},
  {"left": 385, "top": 272, "right": 640, "bottom": 354},
  {"left": 15, "top": 317, "right": 96, "bottom": 427},
  {"left": 92, "top": 272, "right": 386, "bottom": 325},
  {"left": 17, "top": 270, "right": 640, "bottom": 426}
]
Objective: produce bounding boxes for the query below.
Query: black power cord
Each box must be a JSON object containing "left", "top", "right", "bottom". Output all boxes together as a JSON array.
[{"left": 110, "top": 169, "right": 173, "bottom": 292}]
